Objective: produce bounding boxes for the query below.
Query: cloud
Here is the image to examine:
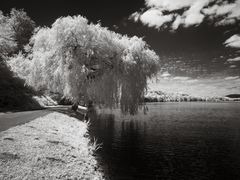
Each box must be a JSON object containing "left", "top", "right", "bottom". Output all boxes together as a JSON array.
[
  {"left": 161, "top": 71, "right": 171, "bottom": 77},
  {"left": 203, "top": 3, "right": 236, "bottom": 16},
  {"left": 225, "top": 34, "right": 240, "bottom": 48},
  {"left": 229, "top": 65, "right": 237, "bottom": 68},
  {"left": 145, "top": 0, "right": 196, "bottom": 11},
  {"left": 219, "top": 0, "right": 240, "bottom": 25},
  {"left": 227, "top": 56, "right": 240, "bottom": 62},
  {"left": 129, "top": 12, "right": 141, "bottom": 22},
  {"left": 224, "top": 76, "right": 239, "bottom": 80},
  {"left": 130, "top": 0, "right": 240, "bottom": 30},
  {"left": 172, "top": 15, "right": 182, "bottom": 30},
  {"left": 139, "top": 8, "right": 173, "bottom": 28},
  {"left": 173, "top": 76, "right": 190, "bottom": 80},
  {"left": 183, "top": 0, "right": 209, "bottom": 27},
  {"left": 202, "top": 1, "right": 240, "bottom": 25}
]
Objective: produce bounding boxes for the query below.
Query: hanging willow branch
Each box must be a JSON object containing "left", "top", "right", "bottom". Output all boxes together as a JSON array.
[{"left": 10, "top": 15, "right": 160, "bottom": 115}]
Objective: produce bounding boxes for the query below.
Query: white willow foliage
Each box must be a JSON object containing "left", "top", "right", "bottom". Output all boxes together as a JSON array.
[{"left": 19, "top": 16, "right": 159, "bottom": 114}]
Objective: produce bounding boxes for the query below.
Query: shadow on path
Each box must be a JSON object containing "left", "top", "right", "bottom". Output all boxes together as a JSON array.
[
  {"left": 0, "top": 106, "right": 86, "bottom": 132},
  {"left": 0, "top": 110, "right": 50, "bottom": 132}
]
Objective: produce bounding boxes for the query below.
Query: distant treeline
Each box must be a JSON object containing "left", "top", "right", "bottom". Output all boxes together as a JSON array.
[{"left": 144, "top": 95, "right": 240, "bottom": 103}]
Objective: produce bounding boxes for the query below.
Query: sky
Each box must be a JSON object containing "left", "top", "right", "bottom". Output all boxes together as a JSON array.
[{"left": 1, "top": 0, "right": 240, "bottom": 97}]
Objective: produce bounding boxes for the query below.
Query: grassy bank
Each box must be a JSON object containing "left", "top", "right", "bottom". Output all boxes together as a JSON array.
[{"left": 0, "top": 112, "right": 105, "bottom": 179}]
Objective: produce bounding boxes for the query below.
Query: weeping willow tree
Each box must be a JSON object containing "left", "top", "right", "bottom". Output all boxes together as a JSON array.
[{"left": 10, "top": 15, "right": 159, "bottom": 114}]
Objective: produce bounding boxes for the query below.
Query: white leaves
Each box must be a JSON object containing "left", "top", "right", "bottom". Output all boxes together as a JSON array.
[{"left": 14, "top": 15, "right": 159, "bottom": 114}]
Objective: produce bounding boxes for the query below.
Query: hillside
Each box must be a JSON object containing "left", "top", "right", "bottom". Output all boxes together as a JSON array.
[
  {"left": 145, "top": 90, "right": 240, "bottom": 102},
  {"left": 0, "top": 62, "right": 42, "bottom": 111},
  {"left": 225, "top": 94, "right": 240, "bottom": 98}
]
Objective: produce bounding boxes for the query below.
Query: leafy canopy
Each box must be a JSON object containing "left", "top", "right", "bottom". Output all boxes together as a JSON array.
[
  {"left": 10, "top": 15, "right": 159, "bottom": 114},
  {"left": 0, "top": 8, "right": 35, "bottom": 60}
]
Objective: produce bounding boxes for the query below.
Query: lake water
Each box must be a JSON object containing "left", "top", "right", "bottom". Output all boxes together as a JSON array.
[{"left": 89, "top": 102, "right": 240, "bottom": 180}]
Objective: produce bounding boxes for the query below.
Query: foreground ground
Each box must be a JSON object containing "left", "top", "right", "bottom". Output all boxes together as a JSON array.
[{"left": 0, "top": 112, "right": 104, "bottom": 180}]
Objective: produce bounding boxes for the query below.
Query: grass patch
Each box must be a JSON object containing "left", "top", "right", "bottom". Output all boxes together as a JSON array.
[{"left": 0, "top": 112, "right": 105, "bottom": 179}]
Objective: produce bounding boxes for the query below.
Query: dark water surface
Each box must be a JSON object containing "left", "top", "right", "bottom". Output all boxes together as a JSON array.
[{"left": 89, "top": 102, "right": 240, "bottom": 180}]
